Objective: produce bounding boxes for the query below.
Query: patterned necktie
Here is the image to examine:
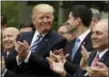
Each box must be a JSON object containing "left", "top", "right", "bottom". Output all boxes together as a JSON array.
[
  {"left": 71, "top": 38, "right": 80, "bottom": 61},
  {"left": 84, "top": 54, "right": 99, "bottom": 76},
  {"left": 91, "top": 54, "right": 99, "bottom": 67},
  {"left": 31, "top": 34, "right": 42, "bottom": 53}
]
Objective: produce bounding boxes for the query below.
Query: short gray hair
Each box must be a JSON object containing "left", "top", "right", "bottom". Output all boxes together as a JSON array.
[{"left": 91, "top": 8, "right": 101, "bottom": 20}]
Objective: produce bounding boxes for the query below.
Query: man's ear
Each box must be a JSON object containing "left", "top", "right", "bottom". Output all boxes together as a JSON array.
[
  {"left": 32, "top": 18, "right": 35, "bottom": 26},
  {"left": 52, "top": 16, "right": 54, "bottom": 21},
  {"left": 76, "top": 17, "right": 82, "bottom": 25}
]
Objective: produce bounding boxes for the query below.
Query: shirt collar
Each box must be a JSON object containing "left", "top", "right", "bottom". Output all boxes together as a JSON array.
[
  {"left": 97, "top": 48, "right": 108, "bottom": 59},
  {"left": 31, "top": 30, "right": 45, "bottom": 46},
  {"left": 78, "top": 29, "right": 91, "bottom": 42},
  {"left": 34, "top": 30, "right": 45, "bottom": 38}
]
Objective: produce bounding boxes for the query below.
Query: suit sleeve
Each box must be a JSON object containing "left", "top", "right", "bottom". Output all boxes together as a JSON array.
[
  {"left": 51, "top": 37, "right": 67, "bottom": 51},
  {"left": 64, "top": 61, "right": 83, "bottom": 77},
  {"left": 3, "top": 69, "right": 16, "bottom": 77},
  {"left": 26, "top": 37, "right": 67, "bottom": 76},
  {"left": 28, "top": 37, "right": 67, "bottom": 68}
]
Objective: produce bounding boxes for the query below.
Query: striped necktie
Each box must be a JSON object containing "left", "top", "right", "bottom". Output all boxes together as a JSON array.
[{"left": 31, "top": 34, "right": 42, "bottom": 53}]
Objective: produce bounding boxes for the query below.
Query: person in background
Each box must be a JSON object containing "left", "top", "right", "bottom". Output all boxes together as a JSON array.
[
  {"left": 65, "top": 5, "right": 93, "bottom": 65},
  {"left": 47, "top": 19, "right": 109, "bottom": 77},
  {"left": 1, "top": 27, "right": 19, "bottom": 77},
  {"left": 19, "top": 22, "right": 34, "bottom": 33},
  {"left": 58, "top": 23, "right": 76, "bottom": 41},
  {"left": 2, "top": 27, "right": 19, "bottom": 55},
  {"left": 90, "top": 8, "right": 101, "bottom": 28}
]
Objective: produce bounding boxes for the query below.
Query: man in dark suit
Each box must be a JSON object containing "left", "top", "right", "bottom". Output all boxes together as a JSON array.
[
  {"left": 1, "top": 27, "right": 19, "bottom": 77},
  {"left": 65, "top": 5, "right": 93, "bottom": 65},
  {"left": 47, "top": 19, "right": 109, "bottom": 77},
  {"left": 6, "top": 3, "right": 67, "bottom": 76}
]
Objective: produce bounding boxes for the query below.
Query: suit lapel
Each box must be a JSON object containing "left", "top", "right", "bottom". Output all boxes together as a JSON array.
[
  {"left": 89, "top": 50, "right": 109, "bottom": 66},
  {"left": 34, "top": 31, "right": 53, "bottom": 56},
  {"left": 89, "top": 50, "right": 97, "bottom": 66},
  {"left": 81, "top": 32, "right": 92, "bottom": 52},
  {"left": 27, "top": 32, "right": 34, "bottom": 45},
  {"left": 66, "top": 39, "right": 76, "bottom": 61},
  {"left": 99, "top": 50, "right": 109, "bottom": 63}
]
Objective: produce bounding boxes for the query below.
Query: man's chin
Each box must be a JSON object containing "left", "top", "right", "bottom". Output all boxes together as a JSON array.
[
  {"left": 42, "top": 28, "right": 50, "bottom": 34},
  {"left": 93, "top": 45, "right": 99, "bottom": 49}
]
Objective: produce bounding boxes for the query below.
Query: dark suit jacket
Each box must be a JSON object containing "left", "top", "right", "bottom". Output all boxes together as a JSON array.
[
  {"left": 6, "top": 30, "right": 67, "bottom": 76},
  {"left": 65, "top": 32, "right": 93, "bottom": 65},
  {"left": 88, "top": 50, "right": 109, "bottom": 67},
  {"left": 1, "top": 50, "right": 18, "bottom": 71},
  {"left": 64, "top": 49, "right": 109, "bottom": 77},
  {"left": 3, "top": 70, "right": 16, "bottom": 77},
  {"left": 1, "top": 50, "right": 18, "bottom": 77}
]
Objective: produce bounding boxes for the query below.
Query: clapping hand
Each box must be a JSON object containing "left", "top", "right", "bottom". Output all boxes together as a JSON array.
[
  {"left": 80, "top": 45, "right": 89, "bottom": 70},
  {"left": 47, "top": 49, "right": 69, "bottom": 77},
  {"left": 87, "top": 62, "right": 109, "bottom": 77},
  {"left": 15, "top": 40, "right": 30, "bottom": 60},
  {"left": 1, "top": 56, "right": 6, "bottom": 74}
]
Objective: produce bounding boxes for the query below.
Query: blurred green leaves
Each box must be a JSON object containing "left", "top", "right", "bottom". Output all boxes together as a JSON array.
[{"left": 1, "top": 1, "right": 20, "bottom": 27}]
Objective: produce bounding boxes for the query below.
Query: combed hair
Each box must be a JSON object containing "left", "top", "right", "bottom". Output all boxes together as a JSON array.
[
  {"left": 71, "top": 5, "right": 92, "bottom": 27},
  {"left": 91, "top": 8, "right": 101, "bottom": 20},
  {"left": 32, "top": 3, "right": 54, "bottom": 20},
  {"left": 3, "top": 27, "right": 19, "bottom": 36}
]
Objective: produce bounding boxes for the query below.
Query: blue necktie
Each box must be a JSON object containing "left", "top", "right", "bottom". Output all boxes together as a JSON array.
[
  {"left": 71, "top": 38, "right": 80, "bottom": 61},
  {"left": 31, "top": 34, "right": 42, "bottom": 53}
]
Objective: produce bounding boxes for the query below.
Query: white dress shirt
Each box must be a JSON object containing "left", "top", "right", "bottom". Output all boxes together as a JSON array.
[{"left": 16, "top": 30, "right": 45, "bottom": 65}]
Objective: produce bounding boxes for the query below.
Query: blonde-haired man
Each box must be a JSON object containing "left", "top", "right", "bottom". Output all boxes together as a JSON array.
[
  {"left": 2, "top": 27, "right": 19, "bottom": 54},
  {"left": 7, "top": 3, "right": 66, "bottom": 76},
  {"left": 31, "top": 3, "right": 54, "bottom": 34},
  {"left": 2, "top": 27, "right": 19, "bottom": 77}
]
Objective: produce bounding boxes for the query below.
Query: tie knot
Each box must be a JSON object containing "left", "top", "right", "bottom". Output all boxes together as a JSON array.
[
  {"left": 36, "top": 34, "right": 42, "bottom": 41},
  {"left": 37, "top": 34, "right": 42, "bottom": 38}
]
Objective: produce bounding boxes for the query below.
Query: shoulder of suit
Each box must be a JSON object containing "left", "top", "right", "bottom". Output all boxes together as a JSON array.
[
  {"left": 21, "top": 31, "right": 34, "bottom": 35},
  {"left": 19, "top": 31, "right": 34, "bottom": 37},
  {"left": 52, "top": 31, "right": 66, "bottom": 40}
]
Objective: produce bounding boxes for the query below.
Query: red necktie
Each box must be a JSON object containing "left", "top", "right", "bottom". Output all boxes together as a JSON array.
[{"left": 91, "top": 54, "right": 99, "bottom": 67}]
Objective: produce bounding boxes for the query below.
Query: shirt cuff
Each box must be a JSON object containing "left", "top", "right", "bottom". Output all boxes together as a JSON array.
[
  {"left": 2, "top": 69, "right": 7, "bottom": 77},
  {"left": 24, "top": 50, "right": 32, "bottom": 63},
  {"left": 16, "top": 56, "right": 23, "bottom": 65}
]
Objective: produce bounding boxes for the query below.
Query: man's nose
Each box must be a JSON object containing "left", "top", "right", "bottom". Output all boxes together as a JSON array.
[
  {"left": 43, "top": 18, "right": 47, "bottom": 22},
  {"left": 91, "top": 33, "right": 96, "bottom": 39},
  {"left": 66, "top": 20, "right": 70, "bottom": 25}
]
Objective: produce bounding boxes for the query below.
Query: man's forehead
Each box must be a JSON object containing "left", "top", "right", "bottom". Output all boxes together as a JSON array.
[
  {"left": 93, "top": 21, "right": 108, "bottom": 32},
  {"left": 3, "top": 30, "right": 16, "bottom": 35}
]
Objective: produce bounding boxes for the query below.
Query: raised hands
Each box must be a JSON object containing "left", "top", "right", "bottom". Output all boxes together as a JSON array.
[
  {"left": 1, "top": 56, "right": 6, "bottom": 74},
  {"left": 15, "top": 40, "right": 30, "bottom": 60},
  {"left": 87, "top": 62, "right": 109, "bottom": 77},
  {"left": 47, "top": 49, "right": 69, "bottom": 77},
  {"left": 80, "top": 45, "right": 89, "bottom": 70}
]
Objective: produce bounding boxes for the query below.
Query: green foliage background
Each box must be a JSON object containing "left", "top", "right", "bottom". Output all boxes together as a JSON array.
[
  {"left": 1, "top": 1, "right": 20, "bottom": 27},
  {"left": 1, "top": 1, "right": 108, "bottom": 30}
]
